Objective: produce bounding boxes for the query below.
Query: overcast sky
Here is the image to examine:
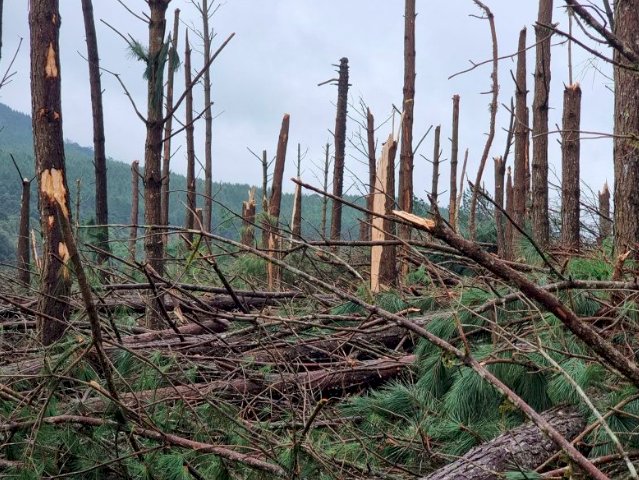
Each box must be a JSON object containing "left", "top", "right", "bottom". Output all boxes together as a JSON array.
[{"left": 1, "top": 1, "right": 614, "bottom": 206}]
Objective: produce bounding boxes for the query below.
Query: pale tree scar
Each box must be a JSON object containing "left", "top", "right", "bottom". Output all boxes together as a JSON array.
[
  {"left": 41, "top": 168, "right": 69, "bottom": 218},
  {"left": 58, "top": 242, "right": 70, "bottom": 279},
  {"left": 45, "top": 43, "right": 58, "bottom": 78}
]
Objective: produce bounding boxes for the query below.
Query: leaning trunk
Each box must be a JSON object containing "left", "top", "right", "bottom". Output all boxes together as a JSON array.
[{"left": 30, "top": 0, "right": 73, "bottom": 345}]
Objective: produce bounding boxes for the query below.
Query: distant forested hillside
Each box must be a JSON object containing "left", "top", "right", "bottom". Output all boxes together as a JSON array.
[{"left": 0, "top": 103, "right": 364, "bottom": 261}]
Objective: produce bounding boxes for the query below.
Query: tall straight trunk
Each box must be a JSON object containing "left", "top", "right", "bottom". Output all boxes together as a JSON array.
[
  {"left": 0, "top": 0, "right": 3, "bottom": 60},
  {"left": 560, "top": 83, "right": 581, "bottom": 251},
  {"left": 524, "top": 106, "right": 531, "bottom": 210},
  {"left": 531, "top": 0, "right": 553, "bottom": 247},
  {"left": 330, "top": 57, "right": 349, "bottom": 241},
  {"left": 449, "top": 94, "right": 460, "bottom": 229},
  {"left": 398, "top": 0, "right": 416, "bottom": 244},
  {"left": 161, "top": 8, "right": 180, "bottom": 241},
  {"left": 360, "top": 108, "right": 376, "bottom": 241},
  {"left": 505, "top": 167, "right": 514, "bottom": 260},
  {"left": 513, "top": 27, "right": 528, "bottom": 238},
  {"left": 241, "top": 188, "right": 256, "bottom": 246},
  {"left": 184, "top": 31, "right": 196, "bottom": 242},
  {"left": 81, "top": 0, "right": 109, "bottom": 262},
  {"left": 291, "top": 143, "right": 302, "bottom": 239},
  {"left": 494, "top": 156, "right": 506, "bottom": 257},
  {"left": 431, "top": 125, "right": 441, "bottom": 203},
  {"left": 371, "top": 134, "right": 397, "bottom": 292},
  {"left": 321, "top": 143, "right": 330, "bottom": 238},
  {"left": 30, "top": 0, "right": 72, "bottom": 345},
  {"left": 17, "top": 177, "right": 31, "bottom": 286},
  {"left": 260, "top": 149, "right": 269, "bottom": 249},
  {"left": 613, "top": 1, "right": 639, "bottom": 256},
  {"left": 129, "top": 161, "right": 140, "bottom": 263},
  {"left": 598, "top": 182, "right": 611, "bottom": 245},
  {"left": 202, "top": 0, "right": 213, "bottom": 232},
  {"left": 144, "top": 0, "right": 171, "bottom": 328}
]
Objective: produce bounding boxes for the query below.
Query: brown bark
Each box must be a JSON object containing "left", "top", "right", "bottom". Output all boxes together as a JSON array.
[
  {"left": 423, "top": 407, "right": 585, "bottom": 480},
  {"left": 184, "top": 30, "right": 196, "bottom": 243},
  {"left": 201, "top": 0, "right": 213, "bottom": 232},
  {"left": 17, "top": 177, "right": 30, "bottom": 286},
  {"left": 81, "top": 0, "right": 109, "bottom": 263},
  {"left": 129, "top": 161, "right": 140, "bottom": 263},
  {"left": 241, "top": 188, "right": 256, "bottom": 246},
  {"left": 449, "top": 94, "right": 460, "bottom": 230},
  {"left": 504, "top": 166, "right": 514, "bottom": 260},
  {"left": 161, "top": 8, "right": 180, "bottom": 242},
  {"left": 30, "top": 0, "right": 73, "bottom": 345},
  {"left": 321, "top": 143, "right": 330, "bottom": 238},
  {"left": 524, "top": 106, "right": 531, "bottom": 209},
  {"left": 431, "top": 125, "right": 441, "bottom": 203},
  {"left": 613, "top": 1, "right": 639, "bottom": 256},
  {"left": 260, "top": 149, "right": 269, "bottom": 249},
  {"left": 598, "top": 182, "right": 611, "bottom": 245},
  {"left": 494, "top": 156, "right": 506, "bottom": 257},
  {"left": 560, "top": 83, "right": 582, "bottom": 251},
  {"left": 371, "top": 134, "right": 397, "bottom": 292},
  {"left": 144, "top": 0, "right": 171, "bottom": 328},
  {"left": 360, "top": 108, "right": 376, "bottom": 241},
  {"left": 513, "top": 27, "right": 528, "bottom": 245},
  {"left": 330, "top": 57, "right": 349, "bottom": 241},
  {"left": 290, "top": 143, "right": 302, "bottom": 239},
  {"left": 398, "top": 0, "right": 416, "bottom": 246},
  {"left": 531, "top": 0, "right": 553, "bottom": 247}
]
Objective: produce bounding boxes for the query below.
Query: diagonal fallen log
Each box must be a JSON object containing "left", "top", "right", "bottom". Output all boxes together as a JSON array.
[{"left": 423, "top": 407, "right": 585, "bottom": 480}]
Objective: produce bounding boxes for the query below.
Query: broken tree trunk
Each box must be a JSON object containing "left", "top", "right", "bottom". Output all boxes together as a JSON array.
[
  {"left": 560, "top": 83, "right": 582, "bottom": 251},
  {"left": 17, "top": 176, "right": 31, "bottom": 286},
  {"left": 598, "top": 182, "right": 611, "bottom": 245},
  {"left": 494, "top": 156, "right": 506, "bottom": 257},
  {"left": 241, "top": 188, "right": 256, "bottom": 246},
  {"left": 431, "top": 125, "right": 441, "bottom": 203},
  {"left": 291, "top": 143, "right": 302, "bottom": 240},
  {"left": 330, "top": 57, "right": 349, "bottom": 242},
  {"left": 129, "top": 161, "right": 140, "bottom": 264},
  {"left": 260, "top": 149, "right": 269, "bottom": 249},
  {"left": 184, "top": 30, "right": 196, "bottom": 243},
  {"left": 449, "top": 94, "right": 460, "bottom": 230},
  {"left": 504, "top": 166, "right": 514, "bottom": 260},
  {"left": 513, "top": 27, "right": 528, "bottom": 249},
  {"left": 423, "top": 407, "right": 585, "bottom": 480},
  {"left": 321, "top": 143, "right": 330, "bottom": 238},
  {"left": 201, "top": 0, "right": 213, "bottom": 233},
  {"left": 371, "top": 134, "right": 398, "bottom": 293},
  {"left": 360, "top": 108, "right": 376, "bottom": 241}
]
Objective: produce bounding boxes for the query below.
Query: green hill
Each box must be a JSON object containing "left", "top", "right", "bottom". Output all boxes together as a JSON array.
[{"left": 0, "top": 103, "right": 364, "bottom": 261}]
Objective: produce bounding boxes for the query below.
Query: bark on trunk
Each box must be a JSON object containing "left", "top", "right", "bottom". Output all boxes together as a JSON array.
[
  {"left": 494, "top": 156, "right": 506, "bottom": 257},
  {"left": 330, "top": 57, "right": 349, "bottom": 241},
  {"left": 129, "top": 161, "right": 140, "bottom": 263},
  {"left": 17, "top": 178, "right": 31, "bottom": 286},
  {"left": 613, "top": 1, "right": 639, "bottom": 256},
  {"left": 423, "top": 407, "right": 585, "bottom": 480},
  {"left": 504, "top": 166, "right": 514, "bottom": 260},
  {"left": 598, "top": 181, "right": 611, "bottom": 245},
  {"left": 321, "top": 143, "right": 330, "bottom": 238},
  {"left": 260, "top": 149, "right": 269, "bottom": 249},
  {"left": 202, "top": 0, "right": 213, "bottom": 233},
  {"left": 360, "top": 108, "right": 376, "bottom": 241},
  {"left": 431, "top": 125, "right": 441, "bottom": 204},
  {"left": 449, "top": 95, "right": 460, "bottom": 230},
  {"left": 30, "top": 0, "right": 73, "bottom": 345},
  {"left": 560, "top": 83, "right": 581, "bottom": 251},
  {"left": 81, "top": 0, "right": 109, "bottom": 263},
  {"left": 531, "top": 0, "right": 553, "bottom": 247},
  {"left": 398, "top": 0, "right": 416, "bottom": 249},
  {"left": 160, "top": 8, "right": 180, "bottom": 242},
  {"left": 184, "top": 31, "right": 196, "bottom": 243},
  {"left": 290, "top": 143, "right": 302, "bottom": 239},
  {"left": 144, "top": 0, "right": 171, "bottom": 328},
  {"left": 513, "top": 27, "right": 528, "bottom": 247}
]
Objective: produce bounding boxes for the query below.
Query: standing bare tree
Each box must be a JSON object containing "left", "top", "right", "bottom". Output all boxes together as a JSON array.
[
  {"left": 201, "top": 0, "right": 214, "bottom": 232},
  {"left": 431, "top": 126, "right": 441, "bottom": 203},
  {"left": 598, "top": 182, "right": 611, "bottom": 245},
  {"left": 81, "top": 0, "right": 109, "bottom": 263},
  {"left": 321, "top": 143, "right": 331, "bottom": 238},
  {"left": 513, "top": 27, "right": 528, "bottom": 242},
  {"left": 17, "top": 173, "right": 31, "bottom": 286},
  {"left": 30, "top": 0, "right": 73, "bottom": 344},
  {"left": 494, "top": 156, "right": 506, "bottom": 257},
  {"left": 449, "top": 95, "right": 460, "bottom": 230},
  {"left": 330, "top": 57, "right": 349, "bottom": 241},
  {"left": 531, "top": 0, "right": 553, "bottom": 247},
  {"left": 160, "top": 8, "right": 180, "bottom": 242},
  {"left": 129, "top": 160, "right": 140, "bottom": 263},
  {"left": 360, "top": 108, "right": 376, "bottom": 241},
  {"left": 560, "top": 83, "right": 581, "bottom": 251},
  {"left": 291, "top": 143, "right": 302, "bottom": 240},
  {"left": 398, "top": 0, "right": 416, "bottom": 247},
  {"left": 184, "top": 30, "right": 196, "bottom": 242}
]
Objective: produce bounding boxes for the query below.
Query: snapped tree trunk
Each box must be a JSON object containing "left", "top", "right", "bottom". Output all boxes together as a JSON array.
[
  {"left": 129, "top": 160, "right": 140, "bottom": 264},
  {"left": 321, "top": 143, "right": 330, "bottom": 238},
  {"left": 560, "top": 83, "right": 581, "bottom": 251},
  {"left": 531, "top": 0, "right": 553, "bottom": 247},
  {"left": 513, "top": 26, "right": 528, "bottom": 249},
  {"left": 371, "top": 134, "right": 397, "bottom": 292},
  {"left": 17, "top": 177, "right": 31, "bottom": 286},
  {"left": 431, "top": 125, "right": 441, "bottom": 203},
  {"left": 202, "top": 0, "right": 213, "bottom": 233},
  {"left": 504, "top": 166, "right": 514, "bottom": 260},
  {"left": 30, "top": 0, "right": 73, "bottom": 345},
  {"left": 360, "top": 108, "right": 376, "bottom": 241},
  {"left": 291, "top": 144, "right": 302, "bottom": 240},
  {"left": 241, "top": 188, "right": 256, "bottom": 246},
  {"left": 398, "top": 0, "right": 416, "bottom": 252},
  {"left": 144, "top": 0, "right": 171, "bottom": 328},
  {"left": 81, "top": 0, "right": 109, "bottom": 263},
  {"left": 598, "top": 181, "right": 611, "bottom": 245},
  {"left": 260, "top": 149, "right": 269, "bottom": 249},
  {"left": 494, "top": 156, "right": 506, "bottom": 257},
  {"left": 160, "top": 8, "right": 180, "bottom": 242},
  {"left": 613, "top": 1, "right": 639, "bottom": 256},
  {"left": 449, "top": 94, "right": 460, "bottom": 230},
  {"left": 330, "top": 57, "right": 349, "bottom": 241},
  {"left": 423, "top": 407, "right": 585, "bottom": 480},
  {"left": 184, "top": 30, "right": 196, "bottom": 242}
]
